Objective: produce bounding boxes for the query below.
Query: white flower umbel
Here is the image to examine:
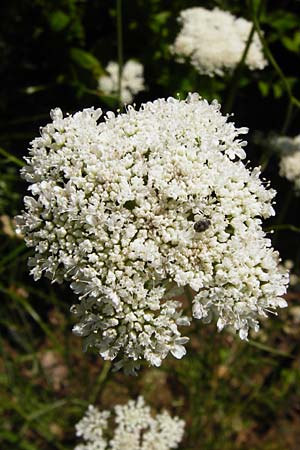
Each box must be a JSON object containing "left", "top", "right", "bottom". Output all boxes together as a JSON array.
[
  {"left": 75, "top": 397, "right": 185, "bottom": 450},
  {"left": 98, "top": 60, "right": 145, "bottom": 104},
  {"left": 273, "top": 135, "right": 300, "bottom": 194},
  {"left": 17, "top": 94, "right": 288, "bottom": 373},
  {"left": 171, "top": 7, "right": 267, "bottom": 76}
]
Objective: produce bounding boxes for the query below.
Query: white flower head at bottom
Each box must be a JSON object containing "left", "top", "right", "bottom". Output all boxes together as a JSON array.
[{"left": 75, "top": 397, "right": 185, "bottom": 450}]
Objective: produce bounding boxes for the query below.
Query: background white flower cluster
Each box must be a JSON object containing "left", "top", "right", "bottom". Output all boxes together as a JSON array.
[
  {"left": 98, "top": 60, "right": 145, "bottom": 104},
  {"left": 17, "top": 94, "right": 288, "bottom": 374},
  {"left": 75, "top": 396, "right": 185, "bottom": 450},
  {"left": 279, "top": 260, "right": 299, "bottom": 288},
  {"left": 171, "top": 7, "right": 267, "bottom": 76},
  {"left": 272, "top": 135, "right": 300, "bottom": 194}
]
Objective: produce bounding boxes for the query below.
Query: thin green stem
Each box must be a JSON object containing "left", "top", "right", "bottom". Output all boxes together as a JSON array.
[
  {"left": 88, "top": 361, "right": 111, "bottom": 404},
  {"left": 265, "top": 224, "right": 300, "bottom": 234},
  {"left": 184, "top": 286, "right": 193, "bottom": 303},
  {"left": 116, "top": 0, "right": 123, "bottom": 108},
  {"left": 0, "top": 243, "right": 27, "bottom": 273},
  {"left": 272, "top": 190, "right": 293, "bottom": 246},
  {"left": 259, "top": 144, "right": 272, "bottom": 172},
  {"left": 223, "top": 0, "right": 265, "bottom": 113},
  {"left": 25, "top": 400, "right": 68, "bottom": 423},
  {"left": 274, "top": 190, "right": 293, "bottom": 226},
  {"left": 0, "top": 147, "right": 24, "bottom": 167},
  {"left": 0, "top": 284, "right": 65, "bottom": 355},
  {"left": 248, "top": 339, "right": 294, "bottom": 359},
  {"left": 223, "top": 23, "right": 256, "bottom": 113},
  {"left": 252, "top": 7, "right": 300, "bottom": 110},
  {"left": 281, "top": 100, "right": 293, "bottom": 134}
]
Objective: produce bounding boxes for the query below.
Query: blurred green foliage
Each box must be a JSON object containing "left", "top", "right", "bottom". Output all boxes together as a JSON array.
[{"left": 1, "top": 1, "right": 300, "bottom": 449}]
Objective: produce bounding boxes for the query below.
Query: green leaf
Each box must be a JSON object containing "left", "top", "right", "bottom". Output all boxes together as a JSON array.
[
  {"left": 70, "top": 48, "right": 103, "bottom": 74},
  {"left": 282, "top": 36, "right": 297, "bottom": 53},
  {"left": 295, "top": 31, "right": 300, "bottom": 46},
  {"left": 267, "top": 12, "right": 298, "bottom": 31},
  {"left": 273, "top": 83, "right": 283, "bottom": 98},
  {"left": 258, "top": 80, "right": 270, "bottom": 97},
  {"left": 282, "top": 31, "right": 300, "bottom": 53},
  {"left": 49, "top": 10, "right": 70, "bottom": 32},
  {"left": 0, "top": 429, "right": 18, "bottom": 443},
  {"left": 149, "top": 11, "right": 170, "bottom": 33}
]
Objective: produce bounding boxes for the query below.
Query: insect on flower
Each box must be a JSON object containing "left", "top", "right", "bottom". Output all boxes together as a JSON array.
[{"left": 194, "top": 219, "right": 211, "bottom": 232}]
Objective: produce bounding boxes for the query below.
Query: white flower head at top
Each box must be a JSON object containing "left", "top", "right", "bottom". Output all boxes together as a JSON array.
[
  {"left": 272, "top": 134, "right": 300, "bottom": 194},
  {"left": 17, "top": 93, "right": 288, "bottom": 374},
  {"left": 98, "top": 60, "right": 145, "bottom": 104},
  {"left": 75, "top": 396, "right": 185, "bottom": 450},
  {"left": 171, "top": 7, "right": 267, "bottom": 76}
]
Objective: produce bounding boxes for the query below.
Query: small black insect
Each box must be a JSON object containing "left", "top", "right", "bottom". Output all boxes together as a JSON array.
[{"left": 194, "top": 219, "right": 211, "bottom": 232}]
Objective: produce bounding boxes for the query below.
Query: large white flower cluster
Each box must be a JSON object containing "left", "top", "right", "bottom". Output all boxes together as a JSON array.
[
  {"left": 75, "top": 396, "right": 185, "bottom": 450},
  {"left": 17, "top": 94, "right": 288, "bottom": 373},
  {"left": 171, "top": 7, "right": 267, "bottom": 76},
  {"left": 98, "top": 60, "right": 145, "bottom": 104},
  {"left": 273, "top": 135, "right": 300, "bottom": 194}
]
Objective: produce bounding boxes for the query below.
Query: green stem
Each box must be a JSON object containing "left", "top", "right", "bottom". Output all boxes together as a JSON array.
[
  {"left": 223, "top": 0, "right": 265, "bottom": 113},
  {"left": 0, "top": 147, "right": 24, "bottom": 167},
  {"left": 116, "top": 0, "right": 123, "bottom": 108},
  {"left": 274, "top": 190, "right": 293, "bottom": 226},
  {"left": 184, "top": 286, "right": 193, "bottom": 303},
  {"left": 0, "top": 243, "right": 27, "bottom": 272},
  {"left": 223, "top": 23, "right": 256, "bottom": 113},
  {"left": 265, "top": 224, "right": 300, "bottom": 234},
  {"left": 0, "top": 284, "right": 65, "bottom": 355},
  {"left": 258, "top": 145, "right": 272, "bottom": 172},
  {"left": 25, "top": 400, "right": 68, "bottom": 423},
  {"left": 88, "top": 361, "right": 111, "bottom": 404},
  {"left": 248, "top": 339, "right": 293, "bottom": 358},
  {"left": 252, "top": 7, "right": 300, "bottom": 110},
  {"left": 281, "top": 100, "right": 293, "bottom": 134},
  {"left": 272, "top": 189, "right": 293, "bottom": 246}
]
